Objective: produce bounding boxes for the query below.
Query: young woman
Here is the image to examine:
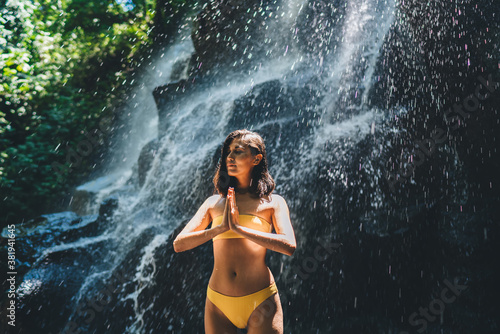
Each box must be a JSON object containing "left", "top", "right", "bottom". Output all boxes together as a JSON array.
[{"left": 173, "top": 129, "right": 296, "bottom": 333}]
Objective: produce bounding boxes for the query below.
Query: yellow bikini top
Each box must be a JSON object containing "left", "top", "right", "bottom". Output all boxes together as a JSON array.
[{"left": 211, "top": 214, "right": 272, "bottom": 240}]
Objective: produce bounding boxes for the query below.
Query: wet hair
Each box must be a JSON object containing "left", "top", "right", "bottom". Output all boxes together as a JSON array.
[{"left": 213, "top": 129, "right": 275, "bottom": 197}]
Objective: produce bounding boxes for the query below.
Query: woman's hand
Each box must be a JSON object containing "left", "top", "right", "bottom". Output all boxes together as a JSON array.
[
  {"left": 227, "top": 187, "right": 241, "bottom": 231},
  {"left": 219, "top": 191, "right": 231, "bottom": 233}
]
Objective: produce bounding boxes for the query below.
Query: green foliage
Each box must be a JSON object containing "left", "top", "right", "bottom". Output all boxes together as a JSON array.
[{"left": 0, "top": 0, "right": 162, "bottom": 227}]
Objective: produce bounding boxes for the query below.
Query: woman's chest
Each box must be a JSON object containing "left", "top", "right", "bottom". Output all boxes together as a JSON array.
[{"left": 210, "top": 196, "right": 274, "bottom": 222}]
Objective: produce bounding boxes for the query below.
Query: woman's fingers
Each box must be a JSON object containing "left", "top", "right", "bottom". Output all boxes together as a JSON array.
[
  {"left": 229, "top": 188, "right": 236, "bottom": 209},
  {"left": 227, "top": 188, "right": 239, "bottom": 229},
  {"left": 228, "top": 188, "right": 234, "bottom": 209},
  {"left": 219, "top": 189, "right": 231, "bottom": 231},
  {"left": 227, "top": 188, "right": 233, "bottom": 209},
  {"left": 226, "top": 188, "right": 233, "bottom": 226},
  {"left": 229, "top": 188, "right": 235, "bottom": 213},
  {"left": 230, "top": 189, "right": 240, "bottom": 228},
  {"left": 229, "top": 195, "right": 234, "bottom": 225}
]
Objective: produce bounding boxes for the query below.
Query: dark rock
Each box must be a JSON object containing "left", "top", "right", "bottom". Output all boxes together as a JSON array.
[
  {"left": 169, "top": 55, "right": 192, "bottom": 81},
  {"left": 98, "top": 196, "right": 119, "bottom": 219},
  {"left": 62, "top": 228, "right": 158, "bottom": 333},
  {"left": 0, "top": 240, "right": 109, "bottom": 334},
  {"left": 191, "top": 0, "right": 272, "bottom": 73},
  {"left": 138, "top": 138, "right": 161, "bottom": 187},
  {"left": 70, "top": 172, "right": 126, "bottom": 216},
  {"left": 153, "top": 78, "right": 203, "bottom": 133},
  {"left": 295, "top": 0, "right": 348, "bottom": 56},
  {"left": 0, "top": 211, "right": 105, "bottom": 301},
  {"left": 99, "top": 223, "right": 208, "bottom": 333},
  {"left": 229, "top": 78, "right": 321, "bottom": 129},
  {"left": 1, "top": 212, "right": 78, "bottom": 263}
]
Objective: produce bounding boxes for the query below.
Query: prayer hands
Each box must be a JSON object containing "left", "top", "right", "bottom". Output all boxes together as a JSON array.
[{"left": 227, "top": 187, "right": 240, "bottom": 231}]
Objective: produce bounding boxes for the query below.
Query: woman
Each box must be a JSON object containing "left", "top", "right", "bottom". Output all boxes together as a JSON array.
[{"left": 173, "top": 129, "right": 296, "bottom": 333}]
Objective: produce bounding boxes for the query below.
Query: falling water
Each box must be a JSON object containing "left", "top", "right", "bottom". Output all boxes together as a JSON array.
[
  {"left": 23, "top": 0, "right": 398, "bottom": 331},
  {"left": 6, "top": 0, "right": 498, "bottom": 332}
]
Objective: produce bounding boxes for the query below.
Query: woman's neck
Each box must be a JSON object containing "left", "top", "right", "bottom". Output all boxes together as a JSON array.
[
  {"left": 235, "top": 186, "right": 250, "bottom": 194},
  {"left": 234, "top": 174, "right": 252, "bottom": 191}
]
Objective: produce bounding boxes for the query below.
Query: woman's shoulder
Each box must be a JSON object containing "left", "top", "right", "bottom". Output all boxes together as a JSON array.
[
  {"left": 268, "top": 193, "right": 287, "bottom": 207},
  {"left": 205, "top": 194, "right": 223, "bottom": 207}
]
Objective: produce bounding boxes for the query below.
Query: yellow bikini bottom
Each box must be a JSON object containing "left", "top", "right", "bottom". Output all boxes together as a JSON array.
[{"left": 206, "top": 282, "right": 278, "bottom": 329}]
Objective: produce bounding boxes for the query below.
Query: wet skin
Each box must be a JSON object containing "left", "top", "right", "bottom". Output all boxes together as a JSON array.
[
  {"left": 208, "top": 190, "right": 276, "bottom": 296},
  {"left": 173, "top": 138, "right": 296, "bottom": 333}
]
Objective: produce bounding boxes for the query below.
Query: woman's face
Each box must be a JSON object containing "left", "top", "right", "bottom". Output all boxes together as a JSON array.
[{"left": 226, "top": 137, "right": 261, "bottom": 177}]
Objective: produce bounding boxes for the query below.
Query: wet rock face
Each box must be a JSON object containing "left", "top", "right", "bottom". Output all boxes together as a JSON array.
[
  {"left": 84, "top": 223, "right": 213, "bottom": 333},
  {"left": 0, "top": 212, "right": 97, "bottom": 270},
  {"left": 295, "top": 0, "right": 347, "bottom": 55},
  {"left": 70, "top": 173, "right": 126, "bottom": 216},
  {"left": 371, "top": 0, "right": 500, "bottom": 195},
  {"left": 98, "top": 196, "right": 119, "bottom": 218},
  {"left": 138, "top": 138, "right": 160, "bottom": 187},
  {"left": 9, "top": 242, "right": 108, "bottom": 334},
  {"left": 191, "top": 0, "right": 273, "bottom": 72},
  {"left": 0, "top": 210, "right": 113, "bottom": 334},
  {"left": 153, "top": 78, "right": 203, "bottom": 133},
  {"left": 230, "top": 79, "right": 319, "bottom": 128}
]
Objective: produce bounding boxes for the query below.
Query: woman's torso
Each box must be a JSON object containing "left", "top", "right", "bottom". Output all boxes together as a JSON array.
[{"left": 208, "top": 193, "right": 276, "bottom": 296}]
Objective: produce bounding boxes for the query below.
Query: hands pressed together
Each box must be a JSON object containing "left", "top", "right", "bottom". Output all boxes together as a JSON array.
[{"left": 221, "top": 187, "right": 241, "bottom": 233}]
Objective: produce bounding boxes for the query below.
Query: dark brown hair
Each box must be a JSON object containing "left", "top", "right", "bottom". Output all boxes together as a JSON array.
[{"left": 213, "top": 129, "right": 275, "bottom": 197}]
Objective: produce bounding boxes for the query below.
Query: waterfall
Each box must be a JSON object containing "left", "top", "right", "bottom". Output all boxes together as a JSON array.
[
  {"left": 21, "top": 0, "right": 397, "bottom": 331},
  {"left": 12, "top": 0, "right": 400, "bottom": 331},
  {"left": 5, "top": 0, "right": 496, "bottom": 332}
]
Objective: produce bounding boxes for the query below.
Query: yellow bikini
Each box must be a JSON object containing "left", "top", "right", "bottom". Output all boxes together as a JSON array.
[
  {"left": 211, "top": 214, "right": 273, "bottom": 240},
  {"left": 207, "top": 282, "right": 278, "bottom": 328},
  {"left": 207, "top": 214, "right": 278, "bottom": 329}
]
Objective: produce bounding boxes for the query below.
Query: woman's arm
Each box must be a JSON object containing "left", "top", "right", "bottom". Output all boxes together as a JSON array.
[
  {"left": 228, "top": 189, "right": 296, "bottom": 256},
  {"left": 173, "top": 195, "right": 229, "bottom": 252}
]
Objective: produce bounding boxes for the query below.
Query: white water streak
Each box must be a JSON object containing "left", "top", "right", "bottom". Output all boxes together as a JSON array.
[
  {"left": 322, "top": 0, "right": 396, "bottom": 115},
  {"left": 123, "top": 234, "right": 169, "bottom": 333}
]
